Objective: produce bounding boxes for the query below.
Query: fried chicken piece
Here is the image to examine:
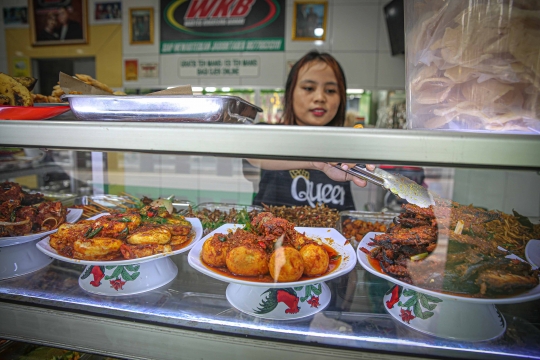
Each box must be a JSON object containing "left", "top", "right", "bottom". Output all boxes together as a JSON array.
[
  {"left": 73, "top": 237, "right": 124, "bottom": 260},
  {"left": 120, "top": 243, "right": 172, "bottom": 259},
  {"left": 49, "top": 223, "right": 91, "bottom": 258},
  {"left": 127, "top": 224, "right": 171, "bottom": 245},
  {"left": 92, "top": 211, "right": 140, "bottom": 238}
]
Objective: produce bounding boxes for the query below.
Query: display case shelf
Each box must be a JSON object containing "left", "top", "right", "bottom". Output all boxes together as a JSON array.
[
  {"left": 1, "top": 120, "right": 539, "bottom": 169},
  {"left": 1, "top": 257, "right": 537, "bottom": 360}
]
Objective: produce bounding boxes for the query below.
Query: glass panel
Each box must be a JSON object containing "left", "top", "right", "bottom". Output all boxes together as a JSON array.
[{"left": 1, "top": 149, "right": 539, "bottom": 359}]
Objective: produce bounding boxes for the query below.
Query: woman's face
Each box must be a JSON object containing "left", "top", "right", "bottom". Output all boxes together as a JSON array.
[{"left": 292, "top": 61, "right": 340, "bottom": 126}]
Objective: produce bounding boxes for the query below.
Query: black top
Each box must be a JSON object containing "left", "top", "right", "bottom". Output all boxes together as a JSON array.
[{"left": 253, "top": 169, "right": 355, "bottom": 211}]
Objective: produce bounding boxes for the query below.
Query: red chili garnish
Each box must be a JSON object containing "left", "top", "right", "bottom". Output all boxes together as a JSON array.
[
  {"left": 258, "top": 241, "right": 266, "bottom": 249},
  {"left": 359, "top": 247, "right": 370, "bottom": 254},
  {"left": 147, "top": 210, "right": 156, "bottom": 217}
]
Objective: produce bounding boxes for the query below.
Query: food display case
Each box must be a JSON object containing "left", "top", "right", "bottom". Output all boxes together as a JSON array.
[{"left": 0, "top": 120, "right": 540, "bottom": 360}]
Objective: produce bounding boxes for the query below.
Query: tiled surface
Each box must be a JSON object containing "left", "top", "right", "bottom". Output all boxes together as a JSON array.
[
  {"left": 124, "top": 155, "right": 254, "bottom": 205},
  {"left": 375, "top": 51, "right": 406, "bottom": 89},
  {"left": 453, "top": 169, "right": 540, "bottom": 217},
  {"left": 331, "top": 4, "right": 379, "bottom": 52},
  {"left": 239, "top": 52, "right": 286, "bottom": 87},
  {"left": 332, "top": 52, "right": 378, "bottom": 88}
]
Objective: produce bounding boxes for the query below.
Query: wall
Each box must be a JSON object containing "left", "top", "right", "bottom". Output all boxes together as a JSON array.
[
  {"left": 453, "top": 169, "right": 540, "bottom": 218},
  {"left": 1, "top": 0, "right": 403, "bottom": 90},
  {"left": 0, "top": 0, "right": 123, "bottom": 88},
  {"left": 122, "top": 0, "right": 405, "bottom": 90}
]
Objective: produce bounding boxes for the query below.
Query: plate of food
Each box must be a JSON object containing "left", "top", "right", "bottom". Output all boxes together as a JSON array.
[
  {"left": 0, "top": 208, "right": 83, "bottom": 247},
  {"left": 358, "top": 232, "right": 540, "bottom": 304},
  {"left": 0, "top": 104, "right": 70, "bottom": 120},
  {"left": 36, "top": 210, "right": 203, "bottom": 266},
  {"left": 0, "top": 239, "right": 54, "bottom": 280},
  {"left": 187, "top": 212, "right": 357, "bottom": 288},
  {"left": 525, "top": 239, "right": 540, "bottom": 269}
]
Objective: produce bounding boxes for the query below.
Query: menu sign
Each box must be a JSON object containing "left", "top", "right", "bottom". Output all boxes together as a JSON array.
[
  {"left": 160, "top": 0, "right": 285, "bottom": 53},
  {"left": 179, "top": 56, "right": 259, "bottom": 77}
]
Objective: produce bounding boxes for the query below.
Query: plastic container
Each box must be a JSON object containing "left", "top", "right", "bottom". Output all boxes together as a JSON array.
[{"left": 405, "top": 0, "right": 540, "bottom": 133}]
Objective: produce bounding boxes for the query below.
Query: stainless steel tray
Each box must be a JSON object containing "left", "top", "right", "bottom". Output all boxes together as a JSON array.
[
  {"left": 187, "top": 202, "right": 263, "bottom": 235},
  {"left": 338, "top": 210, "right": 398, "bottom": 248},
  {"left": 64, "top": 195, "right": 194, "bottom": 215},
  {"left": 62, "top": 95, "right": 262, "bottom": 123},
  {"left": 193, "top": 202, "right": 263, "bottom": 213}
]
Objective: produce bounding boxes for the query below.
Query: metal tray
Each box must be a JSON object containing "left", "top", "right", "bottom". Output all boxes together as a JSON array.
[
  {"left": 338, "top": 210, "right": 398, "bottom": 248},
  {"left": 62, "top": 94, "right": 262, "bottom": 123},
  {"left": 64, "top": 195, "right": 194, "bottom": 215},
  {"left": 187, "top": 202, "right": 263, "bottom": 235},
  {"left": 193, "top": 202, "right": 263, "bottom": 213}
]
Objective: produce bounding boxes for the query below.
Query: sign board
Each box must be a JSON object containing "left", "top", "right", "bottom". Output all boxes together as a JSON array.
[
  {"left": 160, "top": 0, "right": 285, "bottom": 53},
  {"left": 179, "top": 56, "right": 259, "bottom": 77},
  {"left": 140, "top": 62, "right": 159, "bottom": 78},
  {"left": 125, "top": 59, "right": 138, "bottom": 81}
]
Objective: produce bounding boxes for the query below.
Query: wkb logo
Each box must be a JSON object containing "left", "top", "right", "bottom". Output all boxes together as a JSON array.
[
  {"left": 164, "top": 0, "right": 280, "bottom": 35},
  {"left": 185, "top": 0, "right": 256, "bottom": 21}
]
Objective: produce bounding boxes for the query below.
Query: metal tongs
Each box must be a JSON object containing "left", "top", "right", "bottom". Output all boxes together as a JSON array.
[{"left": 332, "top": 163, "right": 435, "bottom": 208}]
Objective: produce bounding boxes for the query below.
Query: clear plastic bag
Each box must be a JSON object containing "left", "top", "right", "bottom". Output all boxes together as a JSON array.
[{"left": 405, "top": 0, "right": 540, "bottom": 133}]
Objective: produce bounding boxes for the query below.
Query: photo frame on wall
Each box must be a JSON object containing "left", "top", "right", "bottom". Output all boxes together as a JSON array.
[
  {"left": 93, "top": 1, "right": 122, "bottom": 24},
  {"left": 29, "top": 0, "right": 88, "bottom": 46},
  {"left": 3, "top": 6, "right": 28, "bottom": 28},
  {"left": 292, "top": 1, "right": 328, "bottom": 41},
  {"left": 129, "top": 8, "right": 154, "bottom": 45}
]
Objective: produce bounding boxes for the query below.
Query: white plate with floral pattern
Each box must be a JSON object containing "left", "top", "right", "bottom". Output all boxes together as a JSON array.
[
  {"left": 357, "top": 232, "right": 540, "bottom": 341},
  {"left": 36, "top": 214, "right": 203, "bottom": 265},
  {"left": 358, "top": 232, "right": 540, "bottom": 304},
  {"left": 78, "top": 257, "right": 178, "bottom": 296},
  {"left": 0, "top": 239, "right": 53, "bottom": 280},
  {"left": 188, "top": 224, "right": 356, "bottom": 288}
]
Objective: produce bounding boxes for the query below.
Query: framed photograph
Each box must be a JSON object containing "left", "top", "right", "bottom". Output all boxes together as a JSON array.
[
  {"left": 93, "top": 1, "right": 122, "bottom": 24},
  {"left": 129, "top": 8, "right": 154, "bottom": 45},
  {"left": 292, "top": 1, "right": 328, "bottom": 41},
  {"left": 3, "top": 6, "right": 28, "bottom": 28},
  {"left": 29, "top": 0, "right": 88, "bottom": 46}
]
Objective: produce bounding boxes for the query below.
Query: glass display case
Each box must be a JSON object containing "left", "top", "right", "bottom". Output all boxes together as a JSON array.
[{"left": 0, "top": 120, "right": 539, "bottom": 360}]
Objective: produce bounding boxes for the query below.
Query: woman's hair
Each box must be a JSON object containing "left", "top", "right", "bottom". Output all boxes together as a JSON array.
[{"left": 281, "top": 50, "right": 347, "bottom": 127}]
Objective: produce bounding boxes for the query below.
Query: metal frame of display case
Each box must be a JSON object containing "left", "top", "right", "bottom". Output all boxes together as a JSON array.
[
  {"left": 1, "top": 121, "right": 539, "bottom": 169},
  {"left": 1, "top": 120, "right": 540, "bottom": 360}
]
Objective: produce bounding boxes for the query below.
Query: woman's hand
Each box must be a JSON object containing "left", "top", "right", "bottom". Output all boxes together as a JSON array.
[{"left": 311, "top": 162, "right": 376, "bottom": 188}]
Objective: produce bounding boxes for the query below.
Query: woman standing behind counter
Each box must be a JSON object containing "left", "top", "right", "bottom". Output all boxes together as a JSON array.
[{"left": 247, "top": 51, "right": 373, "bottom": 211}]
